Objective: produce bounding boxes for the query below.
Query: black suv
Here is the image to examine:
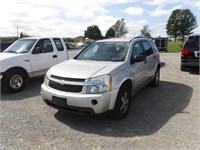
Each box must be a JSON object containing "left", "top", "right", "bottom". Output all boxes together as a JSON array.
[{"left": 181, "top": 34, "right": 200, "bottom": 71}]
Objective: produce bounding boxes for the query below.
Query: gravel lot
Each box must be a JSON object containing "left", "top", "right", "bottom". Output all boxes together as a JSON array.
[{"left": 0, "top": 53, "right": 200, "bottom": 150}]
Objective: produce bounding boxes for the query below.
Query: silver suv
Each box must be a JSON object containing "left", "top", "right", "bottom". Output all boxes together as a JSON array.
[{"left": 41, "top": 37, "right": 160, "bottom": 119}]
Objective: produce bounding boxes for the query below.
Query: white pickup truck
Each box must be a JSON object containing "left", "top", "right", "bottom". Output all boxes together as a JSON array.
[{"left": 0, "top": 37, "right": 80, "bottom": 93}]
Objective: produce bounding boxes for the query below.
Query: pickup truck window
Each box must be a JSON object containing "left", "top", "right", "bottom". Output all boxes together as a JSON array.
[
  {"left": 75, "top": 42, "right": 129, "bottom": 61},
  {"left": 4, "top": 39, "right": 37, "bottom": 53},
  {"left": 32, "top": 39, "right": 53, "bottom": 54},
  {"left": 53, "top": 38, "right": 64, "bottom": 51}
]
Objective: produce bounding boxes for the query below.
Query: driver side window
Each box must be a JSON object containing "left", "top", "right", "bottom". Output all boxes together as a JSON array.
[
  {"left": 132, "top": 42, "right": 143, "bottom": 57},
  {"left": 32, "top": 39, "right": 53, "bottom": 54}
]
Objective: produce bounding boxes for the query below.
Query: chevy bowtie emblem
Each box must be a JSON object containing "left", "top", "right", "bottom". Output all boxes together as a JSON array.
[{"left": 59, "top": 80, "right": 65, "bottom": 85}]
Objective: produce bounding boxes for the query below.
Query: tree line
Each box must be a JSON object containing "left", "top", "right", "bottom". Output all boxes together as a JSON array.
[{"left": 83, "top": 9, "right": 197, "bottom": 42}]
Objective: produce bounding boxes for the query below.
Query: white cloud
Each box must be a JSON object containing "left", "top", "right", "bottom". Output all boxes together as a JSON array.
[
  {"left": 148, "top": 7, "right": 171, "bottom": 16},
  {"left": 0, "top": 0, "right": 135, "bottom": 37},
  {"left": 194, "top": 0, "right": 200, "bottom": 7},
  {"left": 126, "top": 20, "right": 149, "bottom": 37},
  {"left": 149, "top": 5, "right": 182, "bottom": 16},
  {"left": 144, "top": 0, "right": 179, "bottom": 6},
  {"left": 0, "top": 0, "right": 199, "bottom": 37},
  {"left": 94, "top": 15, "right": 118, "bottom": 35},
  {"left": 123, "top": 7, "right": 144, "bottom": 16}
]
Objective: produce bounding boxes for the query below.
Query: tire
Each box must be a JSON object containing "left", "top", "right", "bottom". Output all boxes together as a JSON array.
[
  {"left": 2, "top": 69, "right": 26, "bottom": 93},
  {"left": 149, "top": 68, "right": 160, "bottom": 87},
  {"left": 180, "top": 64, "right": 187, "bottom": 71},
  {"left": 110, "top": 85, "right": 131, "bottom": 120}
]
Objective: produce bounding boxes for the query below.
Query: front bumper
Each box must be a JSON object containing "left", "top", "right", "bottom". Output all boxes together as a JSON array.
[{"left": 41, "top": 83, "right": 119, "bottom": 114}]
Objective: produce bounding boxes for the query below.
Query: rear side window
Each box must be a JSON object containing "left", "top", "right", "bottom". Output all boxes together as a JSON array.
[
  {"left": 53, "top": 38, "right": 64, "bottom": 51},
  {"left": 141, "top": 40, "right": 154, "bottom": 56}
]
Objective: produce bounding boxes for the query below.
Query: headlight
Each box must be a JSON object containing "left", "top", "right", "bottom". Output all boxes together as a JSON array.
[
  {"left": 86, "top": 75, "right": 112, "bottom": 94},
  {"left": 44, "top": 70, "right": 51, "bottom": 86}
]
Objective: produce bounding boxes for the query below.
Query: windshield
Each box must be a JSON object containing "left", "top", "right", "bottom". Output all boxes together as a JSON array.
[
  {"left": 4, "top": 39, "right": 37, "bottom": 53},
  {"left": 75, "top": 42, "right": 129, "bottom": 61}
]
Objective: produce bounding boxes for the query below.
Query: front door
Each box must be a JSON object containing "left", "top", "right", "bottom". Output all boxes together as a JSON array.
[
  {"left": 130, "top": 41, "right": 147, "bottom": 91},
  {"left": 30, "top": 38, "right": 59, "bottom": 76}
]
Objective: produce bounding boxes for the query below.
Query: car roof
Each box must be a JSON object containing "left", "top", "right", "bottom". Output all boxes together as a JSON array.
[
  {"left": 20, "top": 37, "right": 61, "bottom": 40},
  {"left": 96, "top": 37, "right": 153, "bottom": 43},
  {"left": 189, "top": 34, "right": 200, "bottom": 37},
  {"left": 96, "top": 38, "right": 132, "bottom": 42}
]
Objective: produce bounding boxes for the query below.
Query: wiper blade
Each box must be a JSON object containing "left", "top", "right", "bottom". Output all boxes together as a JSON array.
[{"left": 4, "top": 50, "right": 18, "bottom": 53}]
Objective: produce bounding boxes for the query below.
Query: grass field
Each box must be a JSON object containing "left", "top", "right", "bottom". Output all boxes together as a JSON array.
[{"left": 167, "top": 41, "right": 183, "bottom": 53}]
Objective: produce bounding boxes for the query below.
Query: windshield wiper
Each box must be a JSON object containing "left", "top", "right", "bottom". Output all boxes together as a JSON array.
[{"left": 4, "top": 50, "right": 18, "bottom": 53}]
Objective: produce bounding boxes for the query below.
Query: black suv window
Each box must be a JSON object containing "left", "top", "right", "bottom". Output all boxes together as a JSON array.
[
  {"left": 53, "top": 38, "right": 64, "bottom": 51},
  {"left": 141, "top": 40, "right": 154, "bottom": 56}
]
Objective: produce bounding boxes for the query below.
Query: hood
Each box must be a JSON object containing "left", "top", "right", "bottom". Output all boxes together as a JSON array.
[
  {"left": 0, "top": 53, "right": 24, "bottom": 61},
  {"left": 50, "top": 59, "right": 126, "bottom": 79}
]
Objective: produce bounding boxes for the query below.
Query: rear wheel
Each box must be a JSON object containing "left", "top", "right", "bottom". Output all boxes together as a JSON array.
[
  {"left": 110, "top": 85, "right": 131, "bottom": 120},
  {"left": 149, "top": 68, "right": 160, "bottom": 87},
  {"left": 180, "top": 64, "right": 187, "bottom": 71},
  {"left": 2, "top": 69, "right": 26, "bottom": 93}
]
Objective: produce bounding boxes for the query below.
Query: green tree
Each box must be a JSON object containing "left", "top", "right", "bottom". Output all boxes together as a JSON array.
[
  {"left": 140, "top": 25, "right": 151, "bottom": 37},
  {"left": 84, "top": 25, "right": 102, "bottom": 40},
  {"left": 166, "top": 9, "right": 197, "bottom": 42},
  {"left": 105, "top": 27, "right": 115, "bottom": 38}
]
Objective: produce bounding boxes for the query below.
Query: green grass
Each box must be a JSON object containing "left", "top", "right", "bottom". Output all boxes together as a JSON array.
[{"left": 167, "top": 41, "right": 183, "bottom": 53}]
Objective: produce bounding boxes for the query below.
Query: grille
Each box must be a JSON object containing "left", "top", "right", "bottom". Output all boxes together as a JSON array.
[
  {"left": 49, "top": 80, "right": 83, "bottom": 93},
  {"left": 51, "top": 75, "right": 85, "bottom": 82}
]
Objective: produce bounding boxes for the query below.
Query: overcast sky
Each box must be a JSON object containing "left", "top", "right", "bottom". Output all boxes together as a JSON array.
[{"left": 0, "top": 0, "right": 199, "bottom": 38}]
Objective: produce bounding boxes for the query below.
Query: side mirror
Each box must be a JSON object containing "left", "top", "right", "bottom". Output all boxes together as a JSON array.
[
  {"left": 32, "top": 47, "right": 43, "bottom": 54},
  {"left": 131, "top": 54, "right": 146, "bottom": 64}
]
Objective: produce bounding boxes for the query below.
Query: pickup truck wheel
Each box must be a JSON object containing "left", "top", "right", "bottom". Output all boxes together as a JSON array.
[
  {"left": 149, "top": 68, "right": 160, "bottom": 87},
  {"left": 110, "top": 85, "right": 131, "bottom": 120},
  {"left": 2, "top": 70, "right": 26, "bottom": 93}
]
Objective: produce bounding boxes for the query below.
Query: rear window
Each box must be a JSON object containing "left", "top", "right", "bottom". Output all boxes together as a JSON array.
[{"left": 184, "top": 36, "right": 199, "bottom": 48}]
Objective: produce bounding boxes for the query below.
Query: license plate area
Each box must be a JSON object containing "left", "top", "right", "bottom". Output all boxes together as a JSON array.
[
  {"left": 52, "top": 96, "right": 66, "bottom": 107},
  {"left": 194, "top": 51, "right": 199, "bottom": 58}
]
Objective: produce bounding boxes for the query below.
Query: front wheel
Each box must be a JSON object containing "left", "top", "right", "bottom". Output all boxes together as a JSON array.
[
  {"left": 110, "top": 85, "right": 131, "bottom": 120},
  {"left": 2, "top": 70, "right": 26, "bottom": 93}
]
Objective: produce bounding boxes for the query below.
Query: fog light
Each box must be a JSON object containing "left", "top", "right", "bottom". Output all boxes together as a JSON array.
[{"left": 91, "top": 99, "right": 98, "bottom": 105}]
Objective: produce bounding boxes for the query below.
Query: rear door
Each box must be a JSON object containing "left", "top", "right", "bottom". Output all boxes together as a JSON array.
[
  {"left": 141, "top": 40, "right": 157, "bottom": 79},
  {"left": 53, "top": 38, "right": 67, "bottom": 61},
  {"left": 30, "top": 38, "right": 59, "bottom": 76}
]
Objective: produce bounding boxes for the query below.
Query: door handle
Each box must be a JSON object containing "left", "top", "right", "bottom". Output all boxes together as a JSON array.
[{"left": 53, "top": 55, "right": 57, "bottom": 58}]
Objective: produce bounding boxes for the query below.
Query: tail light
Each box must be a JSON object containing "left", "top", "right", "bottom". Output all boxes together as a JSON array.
[{"left": 181, "top": 48, "right": 189, "bottom": 56}]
